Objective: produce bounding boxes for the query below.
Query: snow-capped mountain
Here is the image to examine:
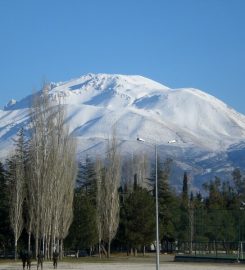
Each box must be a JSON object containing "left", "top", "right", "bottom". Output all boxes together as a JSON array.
[{"left": 1, "top": 73, "right": 245, "bottom": 190}]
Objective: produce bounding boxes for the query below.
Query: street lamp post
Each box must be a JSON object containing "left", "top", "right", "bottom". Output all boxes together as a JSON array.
[
  {"left": 155, "top": 143, "right": 160, "bottom": 270},
  {"left": 239, "top": 202, "right": 245, "bottom": 260},
  {"left": 136, "top": 137, "right": 176, "bottom": 270}
]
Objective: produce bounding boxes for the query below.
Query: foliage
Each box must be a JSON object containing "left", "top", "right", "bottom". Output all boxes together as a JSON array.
[
  {"left": 122, "top": 186, "right": 155, "bottom": 250},
  {"left": 3, "top": 129, "right": 245, "bottom": 257},
  {"left": 77, "top": 157, "right": 97, "bottom": 203},
  {"left": 157, "top": 158, "right": 178, "bottom": 242},
  {"left": 65, "top": 189, "right": 98, "bottom": 250},
  {"left": 0, "top": 162, "right": 12, "bottom": 250}
]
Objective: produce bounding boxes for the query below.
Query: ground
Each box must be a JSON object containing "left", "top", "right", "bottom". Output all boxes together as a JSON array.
[
  {"left": 1, "top": 261, "right": 245, "bottom": 270},
  {"left": 0, "top": 254, "right": 244, "bottom": 270}
]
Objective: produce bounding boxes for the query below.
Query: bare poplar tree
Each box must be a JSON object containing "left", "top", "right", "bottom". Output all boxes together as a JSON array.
[
  {"left": 121, "top": 153, "right": 149, "bottom": 195},
  {"left": 7, "top": 128, "right": 26, "bottom": 259},
  {"left": 27, "top": 85, "right": 52, "bottom": 256},
  {"left": 101, "top": 131, "right": 121, "bottom": 257},
  {"left": 132, "top": 153, "right": 149, "bottom": 189},
  {"left": 58, "top": 137, "right": 77, "bottom": 258},
  {"left": 95, "top": 158, "right": 104, "bottom": 257},
  {"left": 26, "top": 84, "right": 77, "bottom": 258}
]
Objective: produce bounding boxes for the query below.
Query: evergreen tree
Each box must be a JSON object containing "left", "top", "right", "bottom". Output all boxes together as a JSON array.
[
  {"left": 157, "top": 158, "right": 178, "bottom": 250},
  {"left": 77, "top": 156, "right": 97, "bottom": 204},
  {"left": 66, "top": 158, "right": 98, "bottom": 253},
  {"left": 232, "top": 168, "right": 245, "bottom": 198},
  {"left": 222, "top": 180, "right": 237, "bottom": 209},
  {"left": 192, "top": 192, "right": 208, "bottom": 242},
  {"left": 177, "top": 172, "right": 190, "bottom": 242},
  {"left": 123, "top": 186, "right": 155, "bottom": 254},
  {"left": 203, "top": 177, "right": 236, "bottom": 242},
  {"left": 114, "top": 185, "right": 127, "bottom": 249},
  {"left": 0, "top": 162, "right": 12, "bottom": 252},
  {"left": 182, "top": 172, "right": 188, "bottom": 204},
  {"left": 65, "top": 189, "right": 97, "bottom": 253}
]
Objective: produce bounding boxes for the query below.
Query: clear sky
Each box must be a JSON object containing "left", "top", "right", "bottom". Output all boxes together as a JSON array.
[{"left": 0, "top": 0, "right": 245, "bottom": 113}]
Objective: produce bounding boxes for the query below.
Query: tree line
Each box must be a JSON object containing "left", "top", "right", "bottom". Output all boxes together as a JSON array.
[
  {"left": 65, "top": 161, "right": 245, "bottom": 256},
  {"left": 1, "top": 85, "right": 245, "bottom": 258}
]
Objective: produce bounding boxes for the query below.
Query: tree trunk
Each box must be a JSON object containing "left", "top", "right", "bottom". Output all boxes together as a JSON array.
[
  {"left": 107, "top": 240, "right": 111, "bottom": 258},
  {"left": 28, "top": 231, "right": 31, "bottom": 253},
  {"left": 42, "top": 236, "right": 45, "bottom": 254},
  {"left": 57, "top": 239, "right": 60, "bottom": 257},
  {"left": 47, "top": 228, "right": 51, "bottom": 259},
  {"left": 45, "top": 235, "right": 48, "bottom": 259},
  {"left": 35, "top": 233, "right": 39, "bottom": 258},
  {"left": 98, "top": 241, "right": 101, "bottom": 259},
  {"left": 101, "top": 243, "right": 107, "bottom": 257},
  {"left": 14, "top": 237, "right": 17, "bottom": 261},
  {"left": 60, "top": 239, "right": 63, "bottom": 260}
]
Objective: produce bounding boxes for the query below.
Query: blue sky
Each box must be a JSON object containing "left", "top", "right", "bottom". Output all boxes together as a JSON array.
[{"left": 0, "top": 0, "right": 245, "bottom": 113}]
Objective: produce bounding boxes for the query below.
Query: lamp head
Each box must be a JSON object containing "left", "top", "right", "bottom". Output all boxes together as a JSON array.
[{"left": 136, "top": 137, "right": 145, "bottom": 142}]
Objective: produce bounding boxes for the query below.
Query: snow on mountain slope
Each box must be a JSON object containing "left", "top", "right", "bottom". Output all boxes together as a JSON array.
[
  {"left": 132, "top": 87, "right": 245, "bottom": 149},
  {"left": 1, "top": 73, "right": 245, "bottom": 189},
  {"left": 52, "top": 74, "right": 245, "bottom": 150},
  {"left": 2, "top": 73, "right": 245, "bottom": 151}
]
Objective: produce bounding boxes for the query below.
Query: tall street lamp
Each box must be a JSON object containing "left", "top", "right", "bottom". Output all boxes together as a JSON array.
[
  {"left": 137, "top": 137, "right": 176, "bottom": 270},
  {"left": 239, "top": 202, "right": 245, "bottom": 261}
]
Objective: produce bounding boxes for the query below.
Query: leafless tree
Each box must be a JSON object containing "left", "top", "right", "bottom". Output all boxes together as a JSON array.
[
  {"left": 122, "top": 153, "right": 149, "bottom": 193},
  {"left": 58, "top": 137, "right": 77, "bottom": 258},
  {"left": 26, "top": 84, "right": 77, "bottom": 258},
  {"left": 95, "top": 158, "right": 104, "bottom": 257},
  {"left": 7, "top": 129, "right": 26, "bottom": 260},
  {"left": 132, "top": 153, "right": 149, "bottom": 189},
  {"left": 101, "top": 131, "right": 121, "bottom": 258}
]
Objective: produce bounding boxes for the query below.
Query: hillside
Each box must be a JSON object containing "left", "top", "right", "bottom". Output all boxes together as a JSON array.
[{"left": 1, "top": 73, "right": 245, "bottom": 190}]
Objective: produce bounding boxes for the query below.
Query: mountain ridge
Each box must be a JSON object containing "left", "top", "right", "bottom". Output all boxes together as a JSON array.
[{"left": 1, "top": 73, "right": 245, "bottom": 190}]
